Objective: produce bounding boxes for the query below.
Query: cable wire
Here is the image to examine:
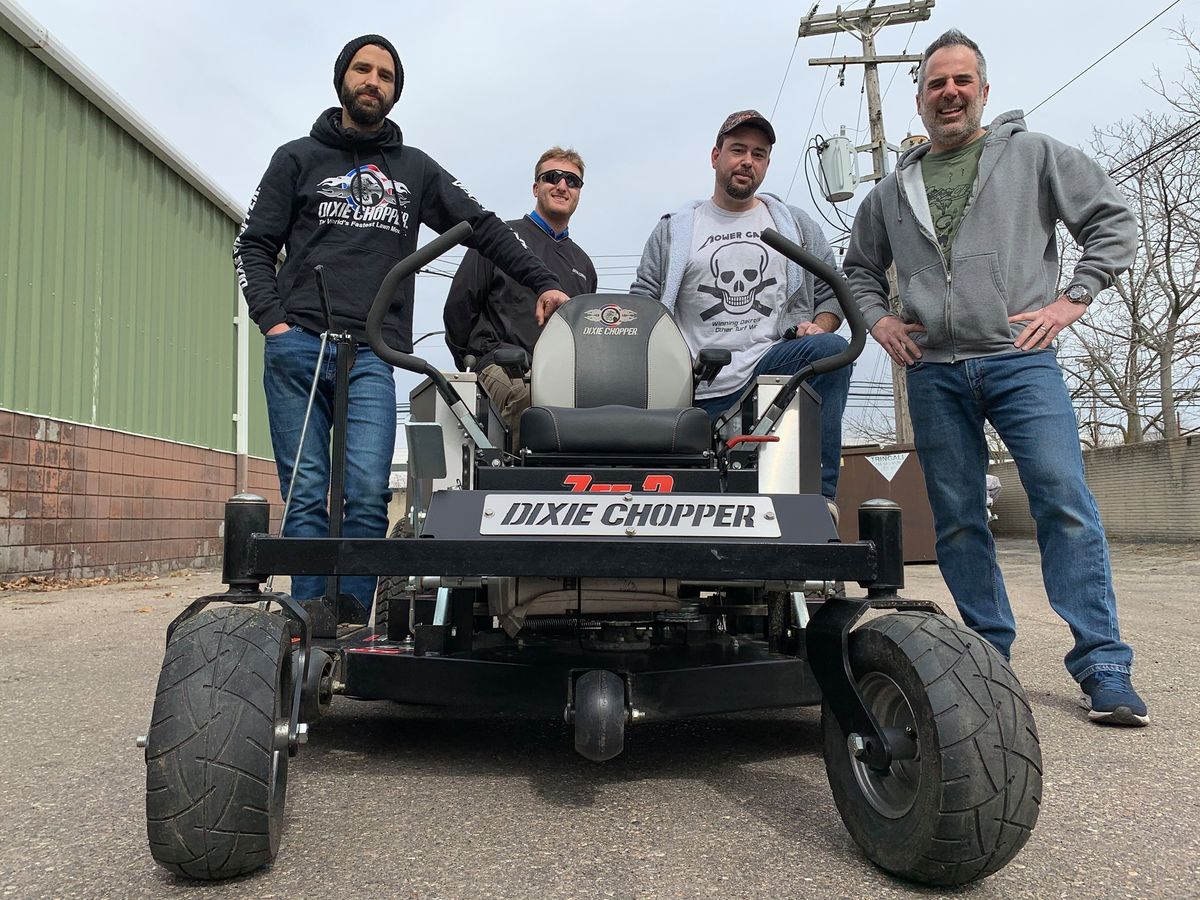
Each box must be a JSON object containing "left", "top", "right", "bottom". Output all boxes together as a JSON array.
[
  {"left": 770, "top": 35, "right": 802, "bottom": 120},
  {"left": 786, "top": 32, "right": 840, "bottom": 202},
  {"left": 1028, "top": 0, "right": 1185, "bottom": 115},
  {"left": 1108, "top": 118, "right": 1200, "bottom": 184}
]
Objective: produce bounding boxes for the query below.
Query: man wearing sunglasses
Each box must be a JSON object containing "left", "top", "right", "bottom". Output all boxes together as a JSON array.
[
  {"left": 631, "top": 110, "right": 851, "bottom": 512},
  {"left": 445, "top": 148, "right": 597, "bottom": 446}
]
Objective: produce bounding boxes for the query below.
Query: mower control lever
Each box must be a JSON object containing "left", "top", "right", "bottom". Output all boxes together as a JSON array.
[
  {"left": 693, "top": 348, "right": 731, "bottom": 387},
  {"left": 365, "top": 222, "right": 495, "bottom": 452},
  {"left": 749, "top": 229, "right": 867, "bottom": 437},
  {"left": 493, "top": 347, "right": 531, "bottom": 380}
]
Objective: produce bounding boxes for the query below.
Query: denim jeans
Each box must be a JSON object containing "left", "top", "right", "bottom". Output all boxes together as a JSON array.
[
  {"left": 695, "top": 333, "right": 851, "bottom": 499},
  {"left": 905, "top": 349, "right": 1133, "bottom": 682},
  {"left": 263, "top": 327, "right": 396, "bottom": 615}
]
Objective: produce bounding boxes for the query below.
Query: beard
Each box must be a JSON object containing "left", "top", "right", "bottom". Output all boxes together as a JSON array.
[
  {"left": 722, "top": 169, "right": 759, "bottom": 201},
  {"left": 922, "top": 94, "right": 985, "bottom": 148},
  {"left": 339, "top": 83, "right": 392, "bottom": 128}
]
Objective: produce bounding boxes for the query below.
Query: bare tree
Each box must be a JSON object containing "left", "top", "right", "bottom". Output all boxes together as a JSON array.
[{"left": 1057, "top": 96, "right": 1200, "bottom": 444}]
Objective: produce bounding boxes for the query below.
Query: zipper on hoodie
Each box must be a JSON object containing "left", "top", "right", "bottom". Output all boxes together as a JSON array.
[
  {"left": 898, "top": 149, "right": 986, "bottom": 364},
  {"left": 898, "top": 163, "right": 956, "bottom": 360}
]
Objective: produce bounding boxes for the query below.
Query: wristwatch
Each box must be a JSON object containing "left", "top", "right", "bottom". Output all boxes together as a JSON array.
[{"left": 1064, "top": 284, "right": 1093, "bottom": 306}]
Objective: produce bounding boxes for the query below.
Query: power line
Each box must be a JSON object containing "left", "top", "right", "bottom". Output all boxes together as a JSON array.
[
  {"left": 1108, "top": 118, "right": 1200, "bottom": 185},
  {"left": 881, "top": 21, "right": 920, "bottom": 104},
  {"left": 770, "top": 35, "right": 802, "bottom": 120},
  {"left": 786, "top": 32, "right": 839, "bottom": 203},
  {"left": 1028, "top": 0, "right": 1185, "bottom": 115},
  {"left": 1108, "top": 119, "right": 1200, "bottom": 175}
]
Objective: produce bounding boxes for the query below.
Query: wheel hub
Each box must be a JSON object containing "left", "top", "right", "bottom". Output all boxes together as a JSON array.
[{"left": 849, "top": 671, "right": 921, "bottom": 819}]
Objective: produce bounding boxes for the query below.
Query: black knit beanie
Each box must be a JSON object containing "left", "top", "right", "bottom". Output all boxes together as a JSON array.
[{"left": 333, "top": 34, "right": 404, "bottom": 99}]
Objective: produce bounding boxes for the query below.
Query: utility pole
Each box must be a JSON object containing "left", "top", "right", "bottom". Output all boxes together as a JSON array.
[{"left": 800, "top": 0, "right": 934, "bottom": 445}]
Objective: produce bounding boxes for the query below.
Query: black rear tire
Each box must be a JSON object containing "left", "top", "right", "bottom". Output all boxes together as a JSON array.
[
  {"left": 822, "top": 612, "right": 1042, "bottom": 886},
  {"left": 376, "top": 516, "right": 413, "bottom": 637},
  {"left": 145, "top": 606, "right": 292, "bottom": 879}
]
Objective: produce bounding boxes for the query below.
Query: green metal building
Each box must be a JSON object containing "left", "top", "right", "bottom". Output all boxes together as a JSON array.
[
  {"left": 0, "top": 1, "right": 268, "bottom": 457},
  {"left": 0, "top": 1, "right": 277, "bottom": 581}
]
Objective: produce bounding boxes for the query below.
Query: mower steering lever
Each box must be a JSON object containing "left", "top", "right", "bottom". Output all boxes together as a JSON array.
[{"left": 364, "top": 222, "right": 494, "bottom": 451}]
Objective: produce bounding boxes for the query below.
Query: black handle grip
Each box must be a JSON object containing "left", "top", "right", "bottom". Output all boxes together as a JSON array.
[
  {"left": 366, "top": 221, "right": 474, "bottom": 373},
  {"left": 760, "top": 228, "right": 866, "bottom": 374}
]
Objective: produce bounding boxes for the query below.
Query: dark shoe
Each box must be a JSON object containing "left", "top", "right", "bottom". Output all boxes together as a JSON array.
[{"left": 1078, "top": 672, "right": 1150, "bottom": 727}]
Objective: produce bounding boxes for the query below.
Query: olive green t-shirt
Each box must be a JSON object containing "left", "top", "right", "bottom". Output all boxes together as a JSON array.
[{"left": 922, "top": 135, "right": 985, "bottom": 255}]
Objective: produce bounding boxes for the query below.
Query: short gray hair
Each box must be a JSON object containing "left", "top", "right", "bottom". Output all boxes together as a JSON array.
[{"left": 917, "top": 29, "right": 987, "bottom": 91}]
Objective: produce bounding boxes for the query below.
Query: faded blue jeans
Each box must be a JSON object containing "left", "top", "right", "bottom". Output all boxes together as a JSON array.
[
  {"left": 263, "top": 327, "right": 396, "bottom": 615},
  {"left": 905, "top": 349, "right": 1133, "bottom": 682},
  {"left": 696, "top": 333, "right": 851, "bottom": 499}
]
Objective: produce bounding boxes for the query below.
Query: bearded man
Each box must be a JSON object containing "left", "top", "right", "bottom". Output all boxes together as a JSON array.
[{"left": 234, "top": 34, "right": 567, "bottom": 621}]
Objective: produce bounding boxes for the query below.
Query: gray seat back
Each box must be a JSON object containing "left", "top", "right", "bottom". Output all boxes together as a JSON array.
[{"left": 530, "top": 294, "right": 693, "bottom": 409}]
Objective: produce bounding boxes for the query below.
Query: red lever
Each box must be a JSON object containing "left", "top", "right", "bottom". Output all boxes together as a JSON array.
[{"left": 726, "top": 435, "right": 781, "bottom": 449}]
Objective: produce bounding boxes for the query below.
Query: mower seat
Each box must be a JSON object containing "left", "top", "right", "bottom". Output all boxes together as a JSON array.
[
  {"left": 521, "top": 294, "right": 709, "bottom": 456},
  {"left": 521, "top": 405, "right": 711, "bottom": 454}
]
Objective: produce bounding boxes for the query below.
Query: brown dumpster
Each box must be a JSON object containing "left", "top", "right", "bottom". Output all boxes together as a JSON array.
[{"left": 837, "top": 444, "right": 937, "bottom": 563}]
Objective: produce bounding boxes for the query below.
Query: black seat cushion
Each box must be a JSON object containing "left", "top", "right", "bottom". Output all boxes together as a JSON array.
[{"left": 520, "top": 405, "right": 712, "bottom": 455}]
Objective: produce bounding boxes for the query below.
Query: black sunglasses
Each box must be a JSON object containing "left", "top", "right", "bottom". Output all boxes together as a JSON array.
[{"left": 537, "top": 169, "right": 584, "bottom": 189}]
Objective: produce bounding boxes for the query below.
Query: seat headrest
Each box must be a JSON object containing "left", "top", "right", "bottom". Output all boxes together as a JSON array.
[{"left": 530, "top": 294, "right": 694, "bottom": 409}]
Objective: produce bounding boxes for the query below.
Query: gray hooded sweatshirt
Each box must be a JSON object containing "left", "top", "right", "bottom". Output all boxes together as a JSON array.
[
  {"left": 630, "top": 192, "right": 844, "bottom": 331},
  {"left": 844, "top": 110, "right": 1136, "bottom": 364}
]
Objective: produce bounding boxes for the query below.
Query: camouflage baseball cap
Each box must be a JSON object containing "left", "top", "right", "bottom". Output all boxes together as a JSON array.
[{"left": 717, "top": 109, "right": 776, "bottom": 145}]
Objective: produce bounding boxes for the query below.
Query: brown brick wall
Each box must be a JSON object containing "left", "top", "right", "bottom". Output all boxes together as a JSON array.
[{"left": 0, "top": 409, "right": 282, "bottom": 583}]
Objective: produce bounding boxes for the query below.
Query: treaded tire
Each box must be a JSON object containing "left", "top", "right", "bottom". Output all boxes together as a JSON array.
[
  {"left": 822, "top": 612, "right": 1042, "bottom": 886},
  {"left": 145, "top": 606, "right": 291, "bottom": 879},
  {"left": 375, "top": 516, "right": 413, "bottom": 636}
]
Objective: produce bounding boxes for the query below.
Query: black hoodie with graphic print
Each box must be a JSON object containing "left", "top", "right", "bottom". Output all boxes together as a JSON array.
[{"left": 234, "top": 108, "right": 561, "bottom": 351}]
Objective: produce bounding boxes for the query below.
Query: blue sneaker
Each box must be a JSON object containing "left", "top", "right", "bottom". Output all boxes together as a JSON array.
[{"left": 1078, "top": 672, "right": 1150, "bottom": 727}]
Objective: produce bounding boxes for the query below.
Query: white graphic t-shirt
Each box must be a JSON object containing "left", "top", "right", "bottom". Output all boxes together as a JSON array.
[{"left": 676, "top": 200, "right": 786, "bottom": 399}]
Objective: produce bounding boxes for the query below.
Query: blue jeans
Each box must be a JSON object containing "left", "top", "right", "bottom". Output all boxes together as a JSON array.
[
  {"left": 905, "top": 349, "right": 1133, "bottom": 682},
  {"left": 263, "top": 327, "right": 396, "bottom": 614},
  {"left": 696, "top": 333, "right": 851, "bottom": 499}
]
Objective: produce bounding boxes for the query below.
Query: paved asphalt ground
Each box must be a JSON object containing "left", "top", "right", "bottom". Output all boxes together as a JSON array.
[{"left": 0, "top": 539, "right": 1196, "bottom": 899}]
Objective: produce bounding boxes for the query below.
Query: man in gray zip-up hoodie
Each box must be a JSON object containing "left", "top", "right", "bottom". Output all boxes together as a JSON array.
[
  {"left": 631, "top": 110, "right": 851, "bottom": 503},
  {"left": 844, "top": 29, "right": 1147, "bottom": 725}
]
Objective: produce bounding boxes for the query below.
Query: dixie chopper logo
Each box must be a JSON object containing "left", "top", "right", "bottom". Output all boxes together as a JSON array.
[
  {"left": 697, "top": 240, "right": 778, "bottom": 321},
  {"left": 583, "top": 304, "right": 638, "bottom": 336},
  {"left": 315, "top": 164, "right": 411, "bottom": 233},
  {"left": 479, "top": 493, "right": 781, "bottom": 538}
]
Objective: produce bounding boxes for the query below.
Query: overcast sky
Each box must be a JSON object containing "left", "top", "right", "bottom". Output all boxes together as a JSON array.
[{"left": 16, "top": 0, "right": 1198, "bottom": 439}]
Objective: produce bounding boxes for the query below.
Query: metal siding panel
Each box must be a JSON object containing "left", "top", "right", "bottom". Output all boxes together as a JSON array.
[
  {"left": 0, "top": 39, "right": 19, "bottom": 405},
  {"left": 1, "top": 29, "right": 241, "bottom": 450}
]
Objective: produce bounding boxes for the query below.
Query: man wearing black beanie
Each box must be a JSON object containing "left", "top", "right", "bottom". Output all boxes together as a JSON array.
[{"left": 233, "top": 35, "right": 569, "bottom": 624}]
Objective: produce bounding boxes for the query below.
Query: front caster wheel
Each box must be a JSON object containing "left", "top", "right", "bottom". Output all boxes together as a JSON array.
[
  {"left": 573, "top": 670, "right": 626, "bottom": 762},
  {"left": 145, "top": 606, "right": 292, "bottom": 879},
  {"left": 822, "top": 612, "right": 1042, "bottom": 886}
]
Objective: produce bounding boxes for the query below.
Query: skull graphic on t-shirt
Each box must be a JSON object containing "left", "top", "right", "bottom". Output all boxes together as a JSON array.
[{"left": 698, "top": 240, "right": 778, "bottom": 320}]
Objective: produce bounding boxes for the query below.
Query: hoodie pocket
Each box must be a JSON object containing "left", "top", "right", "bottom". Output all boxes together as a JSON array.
[
  {"left": 899, "top": 261, "right": 948, "bottom": 348},
  {"left": 949, "top": 252, "right": 1016, "bottom": 349}
]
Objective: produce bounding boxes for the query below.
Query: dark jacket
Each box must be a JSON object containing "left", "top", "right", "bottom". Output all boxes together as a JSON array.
[
  {"left": 233, "top": 109, "right": 561, "bottom": 351},
  {"left": 444, "top": 215, "right": 597, "bottom": 371}
]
